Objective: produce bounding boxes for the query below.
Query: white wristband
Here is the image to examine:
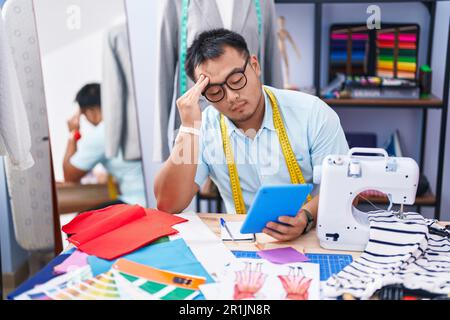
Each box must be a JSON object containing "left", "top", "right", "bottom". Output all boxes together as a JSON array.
[{"left": 179, "top": 125, "right": 201, "bottom": 136}]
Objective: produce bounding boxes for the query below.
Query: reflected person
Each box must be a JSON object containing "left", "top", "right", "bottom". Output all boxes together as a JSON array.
[{"left": 63, "top": 83, "right": 147, "bottom": 207}]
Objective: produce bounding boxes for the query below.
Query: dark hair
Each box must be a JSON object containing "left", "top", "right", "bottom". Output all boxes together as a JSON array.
[
  {"left": 75, "top": 83, "right": 101, "bottom": 109},
  {"left": 185, "top": 28, "right": 250, "bottom": 81}
]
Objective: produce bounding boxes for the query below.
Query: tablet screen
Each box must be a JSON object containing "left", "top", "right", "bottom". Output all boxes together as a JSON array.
[{"left": 240, "top": 184, "right": 313, "bottom": 234}]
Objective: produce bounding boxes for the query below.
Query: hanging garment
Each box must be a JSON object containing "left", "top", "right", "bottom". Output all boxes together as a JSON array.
[
  {"left": 155, "top": 0, "right": 283, "bottom": 161},
  {"left": 323, "top": 211, "right": 450, "bottom": 299},
  {"left": 215, "top": 0, "right": 234, "bottom": 30},
  {"left": 102, "top": 23, "right": 141, "bottom": 161},
  {"left": 0, "top": 16, "right": 34, "bottom": 170}
]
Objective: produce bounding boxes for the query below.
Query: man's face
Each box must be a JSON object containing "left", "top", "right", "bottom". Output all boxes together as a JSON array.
[{"left": 194, "top": 46, "right": 263, "bottom": 124}]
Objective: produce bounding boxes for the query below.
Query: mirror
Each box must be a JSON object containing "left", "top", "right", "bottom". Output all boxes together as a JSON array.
[{"left": 33, "top": 0, "right": 147, "bottom": 216}]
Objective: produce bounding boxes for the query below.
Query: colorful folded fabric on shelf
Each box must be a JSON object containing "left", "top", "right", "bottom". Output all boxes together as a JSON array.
[
  {"left": 62, "top": 204, "right": 187, "bottom": 260},
  {"left": 376, "top": 29, "right": 418, "bottom": 79},
  {"left": 379, "top": 48, "right": 416, "bottom": 57},
  {"left": 331, "top": 33, "right": 369, "bottom": 41},
  {"left": 377, "top": 33, "right": 417, "bottom": 42},
  {"left": 330, "top": 52, "right": 366, "bottom": 63},
  {"left": 377, "top": 40, "right": 417, "bottom": 50},
  {"left": 329, "top": 31, "right": 369, "bottom": 77},
  {"left": 377, "top": 60, "right": 416, "bottom": 72}
]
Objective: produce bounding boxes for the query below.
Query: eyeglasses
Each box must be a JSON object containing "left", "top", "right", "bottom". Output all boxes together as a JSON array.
[{"left": 202, "top": 56, "right": 250, "bottom": 103}]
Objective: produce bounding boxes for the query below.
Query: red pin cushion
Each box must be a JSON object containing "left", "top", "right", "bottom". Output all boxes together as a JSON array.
[{"left": 73, "top": 130, "right": 82, "bottom": 141}]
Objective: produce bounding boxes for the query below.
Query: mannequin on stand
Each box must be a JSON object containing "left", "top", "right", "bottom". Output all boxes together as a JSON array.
[{"left": 277, "top": 16, "right": 301, "bottom": 91}]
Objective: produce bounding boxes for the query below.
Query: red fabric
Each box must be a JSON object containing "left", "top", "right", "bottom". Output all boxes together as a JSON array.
[{"left": 62, "top": 204, "right": 188, "bottom": 260}]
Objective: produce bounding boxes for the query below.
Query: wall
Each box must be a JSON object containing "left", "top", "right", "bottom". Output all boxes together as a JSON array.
[
  {"left": 34, "top": 0, "right": 126, "bottom": 181},
  {"left": 425, "top": 1, "right": 450, "bottom": 220},
  {"left": 275, "top": 4, "right": 315, "bottom": 89}
]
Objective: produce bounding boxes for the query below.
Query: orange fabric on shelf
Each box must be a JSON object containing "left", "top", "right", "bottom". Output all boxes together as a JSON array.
[{"left": 62, "top": 204, "right": 187, "bottom": 260}]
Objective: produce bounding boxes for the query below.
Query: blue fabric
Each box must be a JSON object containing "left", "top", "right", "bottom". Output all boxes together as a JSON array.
[
  {"left": 88, "top": 239, "right": 214, "bottom": 283},
  {"left": 7, "top": 250, "right": 74, "bottom": 300}
]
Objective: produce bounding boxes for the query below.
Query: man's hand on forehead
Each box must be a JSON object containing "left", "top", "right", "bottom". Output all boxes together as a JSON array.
[{"left": 176, "top": 74, "right": 209, "bottom": 128}]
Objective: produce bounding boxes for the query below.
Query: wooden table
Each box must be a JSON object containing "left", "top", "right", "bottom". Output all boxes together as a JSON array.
[
  {"left": 56, "top": 183, "right": 114, "bottom": 214},
  {"left": 198, "top": 213, "right": 362, "bottom": 259}
]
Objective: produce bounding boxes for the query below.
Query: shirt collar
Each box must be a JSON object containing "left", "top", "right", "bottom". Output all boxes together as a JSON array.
[{"left": 224, "top": 86, "right": 276, "bottom": 136}]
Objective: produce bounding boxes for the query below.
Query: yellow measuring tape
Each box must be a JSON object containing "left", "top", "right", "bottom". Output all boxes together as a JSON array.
[{"left": 220, "top": 87, "right": 311, "bottom": 214}]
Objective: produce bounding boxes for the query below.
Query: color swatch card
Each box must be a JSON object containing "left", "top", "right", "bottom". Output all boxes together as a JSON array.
[
  {"left": 112, "top": 259, "right": 206, "bottom": 300},
  {"left": 199, "top": 259, "right": 320, "bottom": 300},
  {"left": 14, "top": 266, "right": 94, "bottom": 300}
]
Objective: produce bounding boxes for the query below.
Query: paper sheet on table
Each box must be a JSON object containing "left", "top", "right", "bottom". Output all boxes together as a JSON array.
[
  {"left": 199, "top": 259, "right": 320, "bottom": 300},
  {"left": 221, "top": 221, "right": 255, "bottom": 242},
  {"left": 171, "top": 213, "right": 238, "bottom": 276}
]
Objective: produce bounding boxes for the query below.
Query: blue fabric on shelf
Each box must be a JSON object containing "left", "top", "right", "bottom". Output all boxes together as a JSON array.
[
  {"left": 330, "top": 52, "right": 366, "bottom": 62},
  {"left": 7, "top": 248, "right": 76, "bottom": 300},
  {"left": 331, "top": 42, "right": 366, "bottom": 49}
]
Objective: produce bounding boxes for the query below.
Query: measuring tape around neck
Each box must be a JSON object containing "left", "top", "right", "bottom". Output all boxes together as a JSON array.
[
  {"left": 220, "top": 87, "right": 311, "bottom": 214},
  {"left": 180, "top": 0, "right": 190, "bottom": 95},
  {"left": 179, "top": 0, "right": 263, "bottom": 95}
]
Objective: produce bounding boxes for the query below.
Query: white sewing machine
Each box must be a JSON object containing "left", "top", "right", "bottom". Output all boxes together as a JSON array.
[{"left": 314, "top": 148, "right": 419, "bottom": 251}]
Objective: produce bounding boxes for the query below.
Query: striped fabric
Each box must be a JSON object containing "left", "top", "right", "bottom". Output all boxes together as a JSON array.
[{"left": 323, "top": 211, "right": 450, "bottom": 299}]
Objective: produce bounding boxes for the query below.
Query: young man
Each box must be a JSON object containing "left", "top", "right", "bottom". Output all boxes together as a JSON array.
[
  {"left": 63, "top": 83, "right": 147, "bottom": 207},
  {"left": 154, "top": 29, "right": 349, "bottom": 241}
]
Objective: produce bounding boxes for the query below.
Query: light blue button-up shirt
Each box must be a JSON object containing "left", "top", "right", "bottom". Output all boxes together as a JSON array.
[{"left": 194, "top": 86, "right": 349, "bottom": 214}]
